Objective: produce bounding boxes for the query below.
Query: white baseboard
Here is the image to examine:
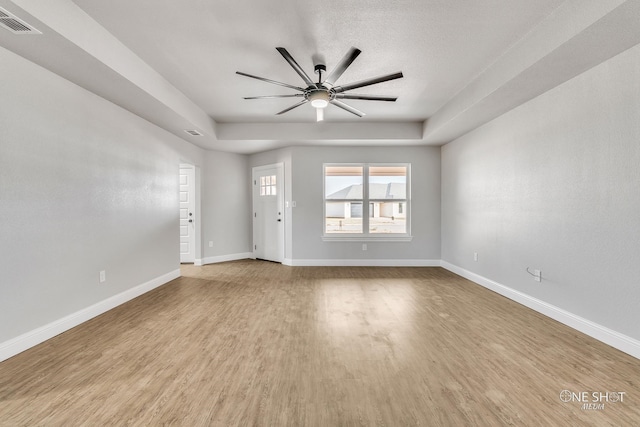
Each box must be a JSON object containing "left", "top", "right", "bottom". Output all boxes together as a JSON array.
[
  {"left": 441, "top": 261, "right": 640, "bottom": 360},
  {"left": 198, "top": 252, "right": 252, "bottom": 266},
  {"left": 0, "top": 269, "right": 180, "bottom": 363},
  {"left": 286, "top": 259, "right": 441, "bottom": 267}
]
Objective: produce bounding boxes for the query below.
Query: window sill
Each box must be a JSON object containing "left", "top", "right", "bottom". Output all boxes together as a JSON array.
[{"left": 322, "top": 235, "right": 413, "bottom": 242}]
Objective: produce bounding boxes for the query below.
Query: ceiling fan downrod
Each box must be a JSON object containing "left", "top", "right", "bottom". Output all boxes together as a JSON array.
[{"left": 314, "top": 63, "right": 326, "bottom": 85}]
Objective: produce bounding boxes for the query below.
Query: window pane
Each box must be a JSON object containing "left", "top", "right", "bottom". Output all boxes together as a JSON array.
[
  {"left": 325, "top": 202, "right": 362, "bottom": 233},
  {"left": 260, "top": 176, "right": 265, "bottom": 186},
  {"left": 368, "top": 166, "right": 406, "bottom": 200},
  {"left": 369, "top": 202, "right": 406, "bottom": 233},
  {"left": 271, "top": 185, "right": 276, "bottom": 196},
  {"left": 325, "top": 166, "right": 363, "bottom": 199}
]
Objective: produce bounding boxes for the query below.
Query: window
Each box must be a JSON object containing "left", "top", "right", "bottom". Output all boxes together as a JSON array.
[
  {"left": 325, "top": 165, "right": 363, "bottom": 233},
  {"left": 324, "top": 163, "right": 410, "bottom": 240},
  {"left": 260, "top": 175, "right": 276, "bottom": 196}
]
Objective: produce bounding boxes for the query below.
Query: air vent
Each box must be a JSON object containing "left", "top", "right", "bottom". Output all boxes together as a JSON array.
[
  {"left": 0, "top": 7, "right": 41, "bottom": 34},
  {"left": 184, "top": 129, "right": 203, "bottom": 136}
]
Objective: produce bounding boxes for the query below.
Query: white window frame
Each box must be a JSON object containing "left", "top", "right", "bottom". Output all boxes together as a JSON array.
[{"left": 322, "top": 163, "right": 412, "bottom": 242}]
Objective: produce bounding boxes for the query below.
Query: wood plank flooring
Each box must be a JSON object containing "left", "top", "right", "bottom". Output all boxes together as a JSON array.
[{"left": 0, "top": 260, "right": 638, "bottom": 426}]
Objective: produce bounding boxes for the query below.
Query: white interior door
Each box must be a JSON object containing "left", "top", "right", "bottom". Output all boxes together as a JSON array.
[
  {"left": 179, "top": 164, "right": 196, "bottom": 263},
  {"left": 253, "top": 164, "right": 284, "bottom": 262}
]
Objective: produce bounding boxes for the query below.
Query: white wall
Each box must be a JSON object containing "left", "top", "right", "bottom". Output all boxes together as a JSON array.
[
  {"left": 0, "top": 47, "right": 203, "bottom": 346},
  {"left": 441, "top": 43, "right": 640, "bottom": 341},
  {"left": 201, "top": 151, "right": 252, "bottom": 261},
  {"left": 289, "top": 146, "right": 441, "bottom": 264}
]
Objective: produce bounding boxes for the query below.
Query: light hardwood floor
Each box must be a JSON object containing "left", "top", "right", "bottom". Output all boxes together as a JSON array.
[{"left": 1, "top": 260, "right": 638, "bottom": 426}]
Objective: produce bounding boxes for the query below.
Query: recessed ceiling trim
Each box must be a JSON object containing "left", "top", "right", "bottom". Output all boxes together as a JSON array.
[{"left": 0, "top": 7, "right": 41, "bottom": 34}]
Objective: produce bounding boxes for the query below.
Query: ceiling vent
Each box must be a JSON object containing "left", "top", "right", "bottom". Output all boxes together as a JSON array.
[
  {"left": 184, "top": 129, "right": 203, "bottom": 136},
  {"left": 0, "top": 7, "right": 41, "bottom": 34}
]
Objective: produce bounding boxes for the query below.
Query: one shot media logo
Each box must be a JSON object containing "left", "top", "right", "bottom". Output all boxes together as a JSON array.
[{"left": 560, "top": 390, "right": 626, "bottom": 411}]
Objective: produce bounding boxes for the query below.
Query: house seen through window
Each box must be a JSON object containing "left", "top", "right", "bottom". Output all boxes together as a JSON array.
[{"left": 324, "top": 164, "right": 410, "bottom": 237}]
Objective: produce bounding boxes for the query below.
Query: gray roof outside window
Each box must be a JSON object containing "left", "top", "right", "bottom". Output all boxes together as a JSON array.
[{"left": 327, "top": 183, "right": 405, "bottom": 200}]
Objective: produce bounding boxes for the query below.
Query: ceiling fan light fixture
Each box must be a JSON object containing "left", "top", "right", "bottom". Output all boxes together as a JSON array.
[
  {"left": 308, "top": 90, "right": 330, "bottom": 109},
  {"left": 311, "top": 99, "right": 329, "bottom": 108}
]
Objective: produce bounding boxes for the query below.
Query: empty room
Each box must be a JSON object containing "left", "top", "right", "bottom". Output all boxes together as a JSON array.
[{"left": 1, "top": 0, "right": 639, "bottom": 425}]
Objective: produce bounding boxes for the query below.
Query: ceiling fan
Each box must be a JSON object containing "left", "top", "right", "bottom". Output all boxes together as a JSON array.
[{"left": 236, "top": 47, "right": 403, "bottom": 121}]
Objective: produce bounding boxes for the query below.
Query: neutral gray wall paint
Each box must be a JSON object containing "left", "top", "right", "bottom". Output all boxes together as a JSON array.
[
  {"left": 289, "top": 146, "right": 441, "bottom": 261},
  {"left": 202, "top": 151, "right": 252, "bottom": 257},
  {"left": 0, "top": 47, "right": 203, "bottom": 342},
  {"left": 441, "top": 43, "right": 640, "bottom": 340}
]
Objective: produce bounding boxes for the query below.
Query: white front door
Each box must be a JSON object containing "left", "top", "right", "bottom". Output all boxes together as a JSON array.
[
  {"left": 253, "top": 164, "right": 284, "bottom": 262},
  {"left": 179, "top": 164, "right": 196, "bottom": 263}
]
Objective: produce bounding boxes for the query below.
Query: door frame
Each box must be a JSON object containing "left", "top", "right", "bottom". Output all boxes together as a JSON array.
[{"left": 252, "top": 163, "right": 285, "bottom": 262}]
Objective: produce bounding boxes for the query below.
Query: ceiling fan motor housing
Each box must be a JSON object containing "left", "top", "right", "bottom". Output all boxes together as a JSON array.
[{"left": 307, "top": 88, "right": 332, "bottom": 108}]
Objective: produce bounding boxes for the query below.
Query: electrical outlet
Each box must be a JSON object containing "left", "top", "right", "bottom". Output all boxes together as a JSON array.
[
  {"left": 99, "top": 270, "right": 106, "bottom": 283},
  {"left": 209, "top": 241, "right": 213, "bottom": 247},
  {"left": 474, "top": 252, "right": 478, "bottom": 262},
  {"left": 362, "top": 243, "right": 367, "bottom": 251}
]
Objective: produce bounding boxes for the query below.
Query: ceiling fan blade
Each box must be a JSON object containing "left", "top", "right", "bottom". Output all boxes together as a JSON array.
[
  {"left": 335, "top": 94, "right": 397, "bottom": 102},
  {"left": 236, "top": 71, "right": 304, "bottom": 92},
  {"left": 276, "top": 99, "right": 309, "bottom": 115},
  {"left": 333, "top": 72, "right": 404, "bottom": 93},
  {"left": 324, "top": 47, "right": 361, "bottom": 86},
  {"left": 330, "top": 100, "right": 365, "bottom": 117},
  {"left": 276, "top": 47, "right": 316, "bottom": 87},
  {"left": 244, "top": 94, "right": 304, "bottom": 99}
]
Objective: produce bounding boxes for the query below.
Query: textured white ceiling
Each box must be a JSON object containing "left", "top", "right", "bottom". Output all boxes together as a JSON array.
[
  {"left": 2, "top": 0, "right": 639, "bottom": 153},
  {"left": 70, "top": 0, "right": 563, "bottom": 123}
]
